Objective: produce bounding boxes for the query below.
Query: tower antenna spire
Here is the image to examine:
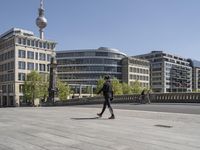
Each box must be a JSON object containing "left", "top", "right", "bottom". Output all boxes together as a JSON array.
[
  {"left": 40, "top": 0, "right": 44, "bottom": 9},
  {"left": 36, "top": 0, "right": 47, "bottom": 39}
]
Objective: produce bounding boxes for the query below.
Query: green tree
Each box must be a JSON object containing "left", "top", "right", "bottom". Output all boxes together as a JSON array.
[
  {"left": 111, "top": 78, "right": 123, "bottom": 95},
  {"left": 122, "top": 82, "right": 132, "bottom": 94},
  {"left": 192, "top": 89, "right": 200, "bottom": 93},
  {"left": 23, "top": 71, "right": 43, "bottom": 105},
  {"left": 86, "top": 86, "right": 93, "bottom": 96},
  {"left": 39, "top": 81, "right": 49, "bottom": 101},
  {"left": 95, "top": 77, "right": 104, "bottom": 94},
  {"left": 131, "top": 80, "right": 142, "bottom": 94},
  {"left": 96, "top": 77, "right": 123, "bottom": 95},
  {"left": 57, "top": 79, "right": 71, "bottom": 101}
]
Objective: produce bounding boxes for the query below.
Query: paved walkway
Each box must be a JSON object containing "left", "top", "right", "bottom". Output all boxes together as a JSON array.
[
  {"left": 75, "top": 103, "right": 200, "bottom": 114},
  {"left": 0, "top": 107, "right": 200, "bottom": 150}
]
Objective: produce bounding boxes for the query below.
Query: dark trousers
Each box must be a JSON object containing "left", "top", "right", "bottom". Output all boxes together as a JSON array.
[{"left": 100, "top": 97, "right": 114, "bottom": 115}]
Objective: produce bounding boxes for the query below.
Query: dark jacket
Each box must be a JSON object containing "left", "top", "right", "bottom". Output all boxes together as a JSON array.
[{"left": 98, "top": 81, "right": 113, "bottom": 99}]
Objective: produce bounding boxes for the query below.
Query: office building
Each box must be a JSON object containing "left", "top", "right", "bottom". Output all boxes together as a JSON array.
[
  {"left": 56, "top": 47, "right": 126, "bottom": 94},
  {"left": 121, "top": 57, "right": 150, "bottom": 88},
  {"left": 0, "top": 28, "right": 56, "bottom": 106},
  {"left": 188, "top": 59, "right": 200, "bottom": 91},
  {"left": 135, "top": 51, "right": 192, "bottom": 93}
]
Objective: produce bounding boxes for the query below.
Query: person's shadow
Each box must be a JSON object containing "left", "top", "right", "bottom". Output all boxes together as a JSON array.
[{"left": 71, "top": 117, "right": 107, "bottom": 120}]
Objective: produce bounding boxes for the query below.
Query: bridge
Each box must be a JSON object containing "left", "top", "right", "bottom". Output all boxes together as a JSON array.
[
  {"left": 1, "top": 92, "right": 200, "bottom": 107},
  {"left": 0, "top": 104, "right": 200, "bottom": 150},
  {"left": 42, "top": 92, "right": 200, "bottom": 107}
]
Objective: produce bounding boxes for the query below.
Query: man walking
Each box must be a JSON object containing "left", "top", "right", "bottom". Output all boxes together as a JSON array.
[{"left": 97, "top": 75, "right": 115, "bottom": 119}]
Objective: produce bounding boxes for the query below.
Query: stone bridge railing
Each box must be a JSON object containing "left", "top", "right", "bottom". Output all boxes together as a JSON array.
[{"left": 41, "top": 92, "right": 200, "bottom": 106}]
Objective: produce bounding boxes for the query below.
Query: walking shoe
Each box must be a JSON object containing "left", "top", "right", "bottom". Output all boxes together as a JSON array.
[
  {"left": 97, "top": 113, "right": 102, "bottom": 117},
  {"left": 108, "top": 115, "right": 115, "bottom": 119}
]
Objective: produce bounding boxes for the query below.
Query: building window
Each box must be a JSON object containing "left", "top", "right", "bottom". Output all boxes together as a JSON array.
[
  {"left": 27, "top": 51, "right": 34, "bottom": 59},
  {"left": 27, "top": 62, "right": 34, "bottom": 70},
  {"left": 47, "top": 54, "right": 51, "bottom": 62},
  {"left": 10, "top": 61, "right": 14, "bottom": 70},
  {"left": 23, "top": 38, "right": 26, "bottom": 45},
  {"left": 18, "top": 61, "right": 26, "bottom": 70},
  {"left": 47, "top": 64, "right": 50, "bottom": 72},
  {"left": 39, "top": 42, "right": 42, "bottom": 48},
  {"left": 31, "top": 40, "right": 35, "bottom": 46},
  {"left": 18, "top": 73, "right": 25, "bottom": 81},
  {"left": 7, "top": 74, "right": 11, "bottom": 81},
  {"left": 18, "top": 50, "right": 26, "bottom": 58},
  {"left": 2, "top": 85, "right": 7, "bottom": 93},
  {"left": 11, "top": 50, "right": 14, "bottom": 58},
  {"left": 36, "top": 41, "right": 39, "bottom": 47},
  {"left": 95, "top": 52, "right": 108, "bottom": 56},
  {"left": 10, "top": 73, "right": 14, "bottom": 81},
  {"left": 2, "top": 63, "right": 8, "bottom": 71},
  {"left": 43, "top": 42, "right": 46, "bottom": 49},
  {"left": 19, "top": 84, "right": 24, "bottom": 93},
  {"left": 35, "top": 52, "right": 38, "bottom": 60},
  {"left": 27, "top": 40, "right": 30, "bottom": 46},
  {"left": 8, "top": 84, "right": 14, "bottom": 93},
  {"left": 39, "top": 53, "right": 46, "bottom": 61},
  {"left": 39, "top": 64, "right": 46, "bottom": 71},
  {"left": 35, "top": 63, "right": 38, "bottom": 71},
  {"left": 18, "top": 38, "right": 22, "bottom": 44}
]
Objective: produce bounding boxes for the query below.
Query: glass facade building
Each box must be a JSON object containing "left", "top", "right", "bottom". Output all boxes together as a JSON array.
[{"left": 56, "top": 47, "right": 126, "bottom": 89}]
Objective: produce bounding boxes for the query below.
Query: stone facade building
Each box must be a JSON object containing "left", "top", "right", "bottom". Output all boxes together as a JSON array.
[
  {"left": 0, "top": 28, "right": 56, "bottom": 106},
  {"left": 121, "top": 57, "right": 150, "bottom": 88}
]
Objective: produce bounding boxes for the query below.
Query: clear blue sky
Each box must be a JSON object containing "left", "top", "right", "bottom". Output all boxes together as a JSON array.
[{"left": 1, "top": 0, "right": 200, "bottom": 60}]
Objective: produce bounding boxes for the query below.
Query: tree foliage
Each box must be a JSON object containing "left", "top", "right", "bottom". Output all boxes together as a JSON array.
[
  {"left": 95, "top": 77, "right": 145, "bottom": 95},
  {"left": 23, "top": 71, "right": 71, "bottom": 104},
  {"left": 57, "top": 79, "right": 71, "bottom": 101},
  {"left": 131, "top": 80, "right": 142, "bottom": 94},
  {"left": 96, "top": 77, "right": 124, "bottom": 95},
  {"left": 39, "top": 81, "right": 49, "bottom": 101},
  {"left": 111, "top": 78, "right": 123, "bottom": 95},
  {"left": 86, "top": 86, "right": 93, "bottom": 96},
  {"left": 23, "top": 71, "right": 43, "bottom": 105},
  {"left": 122, "top": 82, "right": 132, "bottom": 94},
  {"left": 95, "top": 76, "right": 147, "bottom": 96},
  {"left": 95, "top": 77, "right": 104, "bottom": 94}
]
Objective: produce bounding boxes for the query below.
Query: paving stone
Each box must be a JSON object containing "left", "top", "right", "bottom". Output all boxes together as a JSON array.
[{"left": 0, "top": 107, "right": 200, "bottom": 150}]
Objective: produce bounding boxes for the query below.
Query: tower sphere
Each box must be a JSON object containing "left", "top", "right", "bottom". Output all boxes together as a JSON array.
[{"left": 36, "top": 16, "right": 47, "bottom": 29}]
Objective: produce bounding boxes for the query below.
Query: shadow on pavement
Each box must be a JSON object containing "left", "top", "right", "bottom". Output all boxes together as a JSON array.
[
  {"left": 130, "top": 103, "right": 147, "bottom": 105},
  {"left": 71, "top": 117, "right": 108, "bottom": 120}
]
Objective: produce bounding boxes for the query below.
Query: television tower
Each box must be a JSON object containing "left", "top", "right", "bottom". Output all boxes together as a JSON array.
[{"left": 36, "top": 0, "right": 47, "bottom": 39}]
